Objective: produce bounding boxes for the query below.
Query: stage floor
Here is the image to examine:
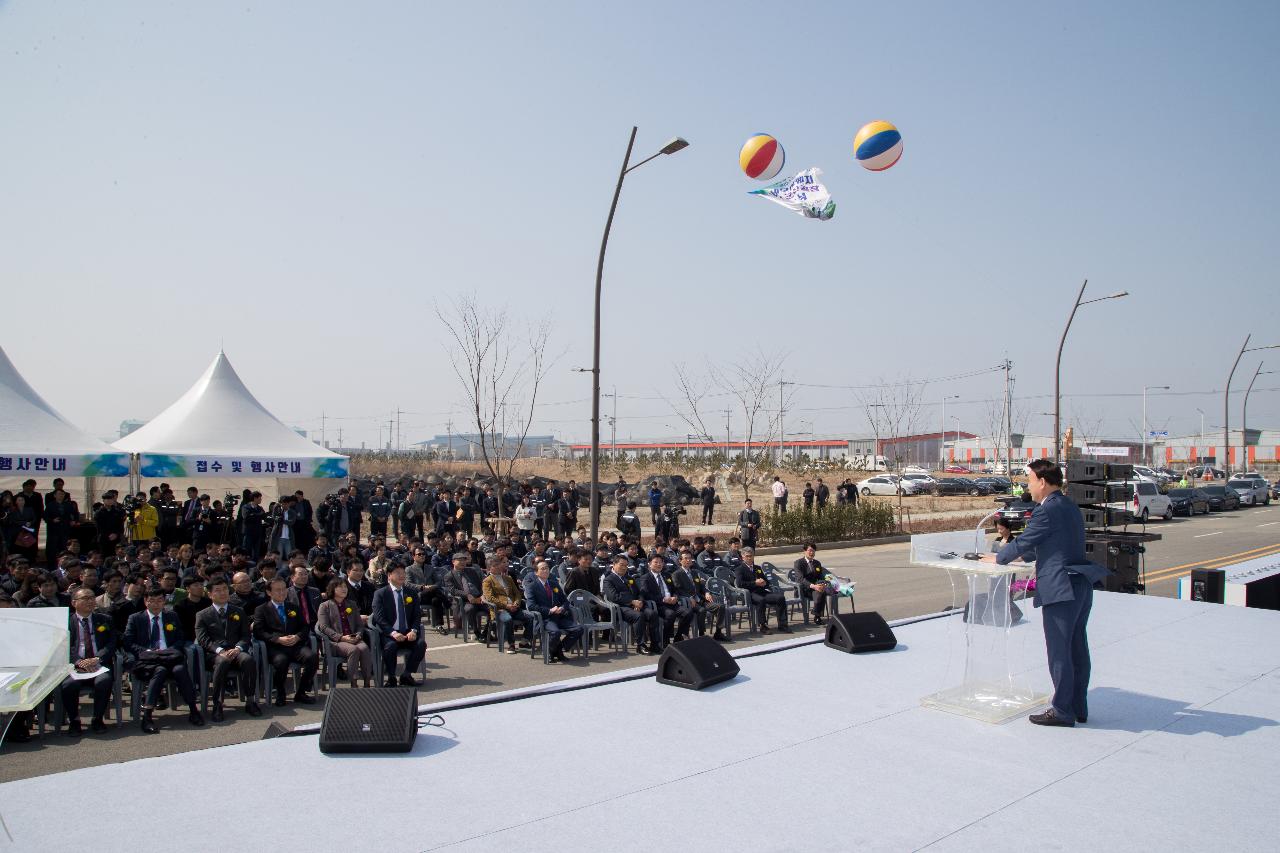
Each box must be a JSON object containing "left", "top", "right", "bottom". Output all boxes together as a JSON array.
[{"left": 2, "top": 592, "right": 1278, "bottom": 852}]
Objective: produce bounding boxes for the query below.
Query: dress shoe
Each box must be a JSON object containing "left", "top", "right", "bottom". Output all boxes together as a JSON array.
[
  {"left": 760, "top": 625, "right": 771, "bottom": 635},
  {"left": 140, "top": 709, "right": 159, "bottom": 734},
  {"left": 398, "top": 675, "right": 418, "bottom": 687},
  {"left": 554, "top": 651, "right": 569, "bottom": 663},
  {"left": 712, "top": 631, "right": 727, "bottom": 641},
  {"left": 779, "top": 626, "right": 793, "bottom": 634},
  {"left": 188, "top": 710, "right": 206, "bottom": 726},
  {"left": 155, "top": 695, "right": 169, "bottom": 710},
  {"left": 383, "top": 679, "right": 399, "bottom": 688},
  {"left": 244, "top": 701, "right": 263, "bottom": 717},
  {"left": 91, "top": 717, "right": 107, "bottom": 734},
  {"left": 273, "top": 693, "right": 288, "bottom": 707},
  {"left": 1029, "top": 709, "right": 1074, "bottom": 727},
  {"left": 210, "top": 704, "right": 225, "bottom": 723},
  {"left": 813, "top": 617, "right": 826, "bottom": 626},
  {"left": 635, "top": 644, "right": 650, "bottom": 655},
  {"left": 294, "top": 692, "right": 316, "bottom": 705},
  {"left": 505, "top": 645, "right": 519, "bottom": 654},
  {"left": 65, "top": 718, "right": 83, "bottom": 737},
  {"left": 673, "top": 634, "right": 687, "bottom": 643},
  {"left": 1076, "top": 715, "right": 1088, "bottom": 724}
]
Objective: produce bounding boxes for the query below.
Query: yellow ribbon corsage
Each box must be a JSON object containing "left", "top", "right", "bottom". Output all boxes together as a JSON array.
[
  {"left": 164, "top": 623, "right": 174, "bottom": 631},
  {"left": 231, "top": 613, "right": 240, "bottom": 621},
  {"left": 96, "top": 624, "right": 107, "bottom": 633},
  {"left": 404, "top": 596, "right": 413, "bottom": 604},
  {"left": 287, "top": 610, "right": 297, "bottom": 618},
  {"left": 344, "top": 606, "right": 353, "bottom": 614}
]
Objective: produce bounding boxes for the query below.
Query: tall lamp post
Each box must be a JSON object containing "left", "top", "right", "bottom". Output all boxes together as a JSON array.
[
  {"left": 1142, "top": 384, "right": 1170, "bottom": 466},
  {"left": 1054, "top": 280, "right": 1128, "bottom": 461},
  {"left": 949, "top": 415, "right": 961, "bottom": 467},
  {"left": 1223, "top": 336, "right": 1280, "bottom": 476},
  {"left": 939, "top": 394, "right": 959, "bottom": 469},
  {"left": 1242, "top": 363, "right": 1275, "bottom": 472},
  {"left": 589, "top": 128, "right": 688, "bottom": 546}
]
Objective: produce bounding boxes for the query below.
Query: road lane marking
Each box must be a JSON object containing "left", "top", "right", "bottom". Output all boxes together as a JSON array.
[
  {"left": 1258, "top": 522, "right": 1280, "bottom": 527},
  {"left": 1193, "top": 531, "right": 1223, "bottom": 538},
  {"left": 1144, "top": 545, "right": 1280, "bottom": 583}
]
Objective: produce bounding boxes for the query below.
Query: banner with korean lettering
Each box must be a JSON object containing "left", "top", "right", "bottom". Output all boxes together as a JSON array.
[
  {"left": 0, "top": 453, "right": 129, "bottom": 478},
  {"left": 138, "top": 454, "right": 349, "bottom": 479},
  {"left": 748, "top": 167, "right": 836, "bottom": 220}
]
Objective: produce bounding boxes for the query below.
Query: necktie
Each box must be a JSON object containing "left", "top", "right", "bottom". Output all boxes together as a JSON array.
[
  {"left": 299, "top": 590, "right": 311, "bottom": 623},
  {"left": 150, "top": 615, "right": 160, "bottom": 649},
  {"left": 544, "top": 580, "right": 552, "bottom": 600},
  {"left": 277, "top": 603, "right": 286, "bottom": 625},
  {"left": 81, "top": 617, "right": 93, "bottom": 659},
  {"left": 395, "top": 588, "right": 406, "bottom": 632}
]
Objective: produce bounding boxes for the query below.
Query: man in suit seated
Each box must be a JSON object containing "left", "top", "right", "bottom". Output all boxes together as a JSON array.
[
  {"left": 196, "top": 577, "right": 261, "bottom": 721},
  {"left": 444, "top": 552, "right": 489, "bottom": 640},
  {"left": 672, "top": 550, "right": 725, "bottom": 641},
  {"left": 60, "top": 588, "right": 116, "bottom": 736},
  {"left": 253, "top": 577, "right": 319, "bottom": 706},
  {"left": 793, "top": 542, "right": 832, "bottom": 625},
  {"left": 230, "top": 570, "right": 266, "bottom": 616},
  {"left": 286, "top": 564, "right": 321, "bottom": 633},
  {"left": 639, "top": 555, "right": 690, "bottom": 652},
  {"left": 522, "top": 560, "right": 582, "bottom": 663},
  {"left": 481, "top": 554, "right": 534, "bottom": 653},
  {"left": 370, "top": 564, "right": 426, "bottom": 686},
  {"left": 735, "top": 548, "right": 791, "bottom": 634},
  {"left": 123, "top": 585, "right": 205, "bottom": 733},
  {"left": 407, "top": 548, "right": 449, "bottom": 630},
  {"left": 344, "top": 561, "right": 375, "bottom": 616},
  {"left": 601, "top": 556, "right": 656, "bottom": 654}
]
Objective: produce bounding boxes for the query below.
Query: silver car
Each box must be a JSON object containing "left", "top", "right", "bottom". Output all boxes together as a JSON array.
[
  {"left": 856, "top": 475, "right": 924, "bottom": 497},
  {"left": 1227, "top": 476, "right": 1271, "bottom": 506}
]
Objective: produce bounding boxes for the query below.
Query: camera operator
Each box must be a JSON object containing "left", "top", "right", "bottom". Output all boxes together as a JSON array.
[
  {"left": 128, "top": 491, "right": 159, "bottom": 546},
  {"left": 151, "top": 486, "right": 181, "bottom": 548},
  {"left": 191, "top": 494, "right": 216, "bottom": 551},
  {"left": 94, "top": 491, "right": 127, "bottom": 555},
  {"left": 239, "top": 491, "right": 266, "bottom": 560},
  {"left": 657, "top": 501, "right": 686, "bottom": 542}
]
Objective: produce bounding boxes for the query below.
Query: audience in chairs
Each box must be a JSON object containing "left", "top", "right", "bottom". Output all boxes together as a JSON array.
[
  {"left": 370, "top": 564, "right": 425, "bottom": 686},
  {"left": 60, "top": 588, "right": 116, "bottom": 735},
  {"left": 317, "top": 579, "right": 374, "bottom": 688},
  {"left": 672, "top": 550, "right": 724, "bottom": 640},
  {"left": 523, "top": 560, "right": 582, "bottom": 663},
  {"left": 602, "top": 556, "right": 656, "bottom": 655},
  {"left": 482, "top": 554, "right": 534, "bottom": 654},
  {"left": 640, "top": 555, "right": 689, "bottom": 652},
  {"left": 195, "top": 577, "right": 261, "bottom": 720},
  {"left": 793, "top": 542, "right": 831, "bottom": 625},
  {"left": 253, "top": 577, "right": 319, "bottom": 706},
  {"left": 123, "top": 585, "right": 205, "bottom": 733},
  {"left": 734, "top": 548, "right": 791, "bottom": 634}
]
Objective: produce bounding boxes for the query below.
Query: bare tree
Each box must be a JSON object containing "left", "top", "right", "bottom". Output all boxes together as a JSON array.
[
  {"left": 435, "top": 296, "right": 556, "bottom": 482},
  {"left": 666, "top": 363, "right": 718, "bottom": 444},
  {"left": 859, "top": 378, "right": 926, "bottom": 514}
]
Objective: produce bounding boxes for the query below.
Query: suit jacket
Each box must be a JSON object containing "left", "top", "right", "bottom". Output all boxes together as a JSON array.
[
  {"left": 736, "top": 562, "right": 773, "bottom": 593},
  {"left": 252, "top": 599, "right": 312, "bottom": 646},
  {"left": 445, "top": 566, "right": 485, "bottom": 601},
  {"left": 123, "top": 608, "right": 189, "bottom": 663},
  {"left": 68, "top": 611, "right": 116, "bottom": 664},
  {"left": 639, "top": 571, "right": 677, "bottom": 606},
  {"left": 995, "top": 491, "right": 1108, "bottom": 607},
  {"left": 195, "top": 603, "right": 252, "bottom": 660},
  {"left": 345, "top": 580, "right": 375, "bottom": 615},
  {"left": 370, "top": 584, "right": 423, "bottom": 635},
  {"left": 670, "top": 567, "right": 707, "bottom": 601},
  {"left": 285, "top": 584, "right": 322, "bottom": 629},
  {"left": 482, "top": 572, "right": 522, "bottom": 609},
  {"left": 316, "top": 598, "right": 367, "bottom": 644},
  {"left": 601, "top": 571, "right": 641, "bottom": 607},
  {"left": 793, "top": 557, "right": 828, "bottom": 590},
  {"left": 522, "top": 574, "right": 569, "bottom": 618}
]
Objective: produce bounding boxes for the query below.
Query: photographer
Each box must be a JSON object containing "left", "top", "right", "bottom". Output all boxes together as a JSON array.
[
  {"left": 191, "top": 495, "right": 216, "bottom": 551},
  {"left": 94, "top": 491, "right": 127, "bottom": 555},
  {"left": 268, "top": 494, "right": 297, "bottom": 557},
  {"left": 320, "top": 491, "right": 362, "bottom": 543},
  {"left": 657, "top": 501, "right": 686, "bottom": 542},
  {"left": 128, "top": 491, "right": 159, "bottom": 546},
  {"left": 239, "top": 491, "right": 267, "bottom": 560}
]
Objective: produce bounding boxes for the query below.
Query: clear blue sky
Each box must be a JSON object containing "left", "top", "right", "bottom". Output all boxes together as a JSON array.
[{"left": 2, "top": 0, "right": 1278, "bottom": 449}]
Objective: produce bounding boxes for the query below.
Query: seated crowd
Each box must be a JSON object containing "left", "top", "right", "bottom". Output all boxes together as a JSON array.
[{"left": 0, "top": 477, "right": 847, "bottom": 742}]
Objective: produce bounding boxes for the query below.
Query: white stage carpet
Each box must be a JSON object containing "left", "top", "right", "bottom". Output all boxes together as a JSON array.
[{"left": 2, "top": 592, "right": 1278, "bottom": 852}]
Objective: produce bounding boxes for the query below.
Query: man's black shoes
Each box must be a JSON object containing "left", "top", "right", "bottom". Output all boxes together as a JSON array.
[{"left": 1029, "top": 710, "right": 1075, "bottom": 727}]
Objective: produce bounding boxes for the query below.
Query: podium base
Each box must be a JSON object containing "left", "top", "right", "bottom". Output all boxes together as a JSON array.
[{"left": 921, "top": 682, "right": 1050, "bottom": 724}]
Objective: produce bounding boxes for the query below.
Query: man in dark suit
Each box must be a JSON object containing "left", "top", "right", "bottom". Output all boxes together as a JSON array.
[
  {"left": 285, "top": 564, "right": 322, "bottom": 633},
  {"left": 737, "top": 499, "right": 761, "bottom": 550},
  {"left": 180, "top": 486, "right": 201, "bottom": 545},
  {"left": 253, "top": 577, "right": 319, "bottom": 706},
  {"left": 371, "top": 564, "right": 426, "bottom": 686},
  {"left": 793, "top": 543, "right": 831, "bottom": 624},
  {"left": 602, "top": 557, "right": 656, "bottom": 654},
  {"left": 196, "top": 577, "right": 261, "bottom": 721},
  {"left": 60, "top": 588, "right": 116, "bottom": 736},
  {"left": 344, "top": 562, "right": 375, "bottom": 616},
  {"left": 123, "top": 585, "right": 204, "bottom": 733},
  {"left": 672, "top": 550, "right": 725, "bottom": 640},
  {"left": 735, "top": 549, "right": 790, "bottom": 634},
  {"left": 986, "top": 459, "right": 1109, "bottom": 728},
  {"left": 639, "top": 555, "right": 691, "bottom": 651},
  {"left": 433, "top": 490, "right": 459, "bottom": 537},
  {"left": 292, "top": 489, "right": 317, "bottom": 553},
  {"left": 522, "top": 560, "right": 581, "bottom": 662}
]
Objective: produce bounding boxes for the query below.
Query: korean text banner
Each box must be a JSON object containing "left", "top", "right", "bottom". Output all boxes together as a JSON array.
[
  {"left": 0, "top": 453, "right": 129, "bottom": 477},
  {"left": 748, "top": 167, "right": 836, "bottom": 220},
  {"left": 139, "top": 454, "right": 349, "bottom": 478}
]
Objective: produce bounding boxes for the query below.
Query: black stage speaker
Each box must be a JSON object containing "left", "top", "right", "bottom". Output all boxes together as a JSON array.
[
  {"left": 824, "top": 612, "right": 897, "bottom": 653},
  {"left": 1190, "top": 568, "right": 1226, "bottom": 604},
  {"left": 1065, "top": 460, "right": 1133, "bottom": 482},
  {"left": 319, "top": 687, "right": 418, "bottom": 754},
  {"left": 655, "top": 637, "right": 740, "bottom": 690}
]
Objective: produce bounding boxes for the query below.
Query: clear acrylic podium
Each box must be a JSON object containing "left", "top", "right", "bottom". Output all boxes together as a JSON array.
[
  {"left": 0, "top": 608, "right": 72, "bottom": 741},
  {"left": 910, "top": 526, "right": 1047, "bottom": 723}
]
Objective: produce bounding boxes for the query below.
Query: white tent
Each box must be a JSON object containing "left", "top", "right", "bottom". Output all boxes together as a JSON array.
[
  {"left": 0, "top": 344, "right": 129, "bottom": 506},
  {"left": 113, "top": 351, "right": 348, "bottom": 502}
]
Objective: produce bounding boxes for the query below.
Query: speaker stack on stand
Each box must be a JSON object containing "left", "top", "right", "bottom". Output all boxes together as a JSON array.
[{"left": 1065, "top": 459, "right": 1162, "bottom": 594}]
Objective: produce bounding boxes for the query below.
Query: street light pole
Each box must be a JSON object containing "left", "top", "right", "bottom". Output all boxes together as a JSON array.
[
  {"left": 950, "top": 415, "right": 961, "bottom": 466},
  {"left": 1242, "top": 363, "right": 1274, "bottom": 473},
  {"left": 1054, "top": 280, "right": 1128, "bottom": 462},
  {"left": 1223, "top": 336, "right": 1280, "bottom": 476},
  {"left": 588, "top": 128, "right": 688, "bottom": 546},
  {"left": 940, "top": 394, "right": 959, "bottom": 469},
  {"left": 1142, "top": 384, "right": 1170, "bottom": 466}
]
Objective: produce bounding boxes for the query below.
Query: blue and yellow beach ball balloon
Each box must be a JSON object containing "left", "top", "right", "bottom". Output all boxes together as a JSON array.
[
  {"left": 739, "top": 133, "right": 785, "bottom": 181},
  {"left": 853, "top": 120, "right": 903, "bottom": 171}
]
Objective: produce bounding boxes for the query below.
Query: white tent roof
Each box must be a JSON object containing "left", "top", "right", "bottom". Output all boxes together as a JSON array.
[
  {"left": 0, "top": 344, "right": 125, "bottom": 462},
  {"left": 114, "top": 351, "right": 344, "bottom": 461}
]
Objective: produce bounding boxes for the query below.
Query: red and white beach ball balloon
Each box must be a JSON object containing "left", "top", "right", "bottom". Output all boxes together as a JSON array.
[{"left": 739, "top": 133, "right": 785, "bottom": 180}]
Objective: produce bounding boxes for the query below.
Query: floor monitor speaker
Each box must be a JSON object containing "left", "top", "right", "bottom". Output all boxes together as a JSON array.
[
  {"left": 319, "top": 687, "right": 418, "bottom": 754},
  {"left": 824, "top": 612, "right": 897, "bottom": 653},
  {"left": 655, "top": 637, "right": 740, "bottom": 690}
]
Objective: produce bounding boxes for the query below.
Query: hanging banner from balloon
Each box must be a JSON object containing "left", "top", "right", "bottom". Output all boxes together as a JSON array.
[{"left": 748, "top": 167, "right": 835, "bottom": 220}]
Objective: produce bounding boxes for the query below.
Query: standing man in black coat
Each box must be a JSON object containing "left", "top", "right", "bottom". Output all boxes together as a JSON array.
[
  {"left": 433, "top": 490, "right": 459, "bottom": 537},
  {"left": 370, "top": 564, "right": 426, "bottom": 686},
  {"left": 737, "top": 499, "right": 761, "bottom": 550},
  {"left": 240, "top": 491, "right": 267, "bottom": 560},
  {"left": 367, "top": 485, "right": 392, "bottom": 540},
  {"left": 195, "top": 577, "right": 261, "bottom": 720},
  {"left": 94, "top": 492, "right": 126, "bottom": 556},
  {"left": 292, "top": 489, "right": 317, "bottom": 553},
  {"left": 699, "top": 480, "right": 717, "bottom": 525},
  {"left": 815, "top": 478, "right": 830, "bottom": 513}
]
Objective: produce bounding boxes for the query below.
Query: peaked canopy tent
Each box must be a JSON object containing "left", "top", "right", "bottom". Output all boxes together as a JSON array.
[
  {"left": 112, "top": 351, "right": 348, "bottom": 505},
  {"left": 0, "top": 344, "right": 129, "bottom": 507}
]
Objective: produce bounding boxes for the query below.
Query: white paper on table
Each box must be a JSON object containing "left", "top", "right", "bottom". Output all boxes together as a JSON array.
[{"left": 70, "top": 665, "right": 109, "bottom": 681}]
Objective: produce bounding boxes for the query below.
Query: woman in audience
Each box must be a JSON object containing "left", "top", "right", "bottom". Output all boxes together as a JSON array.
[{"left": 317, "top": 579, "right": 374, "bottom": 688}]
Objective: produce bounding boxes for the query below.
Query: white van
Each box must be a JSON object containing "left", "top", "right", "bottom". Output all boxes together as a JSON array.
[{"left": 1108, "top": 479, "right": 1172, "bottom": 522}]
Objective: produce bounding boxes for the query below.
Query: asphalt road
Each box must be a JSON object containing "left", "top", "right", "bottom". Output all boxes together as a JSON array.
[{"left": 3, "top": 503, "right": 1276, "bottom": 783}]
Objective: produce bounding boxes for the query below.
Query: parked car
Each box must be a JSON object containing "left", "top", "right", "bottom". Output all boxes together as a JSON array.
[
  {"left": 900, "top": 472, "right": 938, "bottom": 491},
  {"left": 1227, "top": 475, "right": 1272, "bottom": 506},
  {"left": 995, "top": 496, "right": 1036, "bottom": 528},
  {"left": 973, "top": 476, "right": 1011, "bottom": 493},
  {"left": 952, "top": 477, "right": 994, "bottom": 496},
  {"left": 1166, "top": 488, "right": 1210, "bottom": 516},
  {"left": 902, "top": 466, "right": 933, "bottom": 477},
  {"left": 944, "top": 465, "right": 971, "bottom": 474},
  {"left": 1185, "top": 465, "right": 1226, "bottom": 480},
  {"left": 1198, "top": 485, "right": 1241, "bottom": 512},
  {"left": 1131, "top": 465, "right": 1171, "bottom": 485},
  {"left": 1109, "top": 479, "right": 1173, "bottom": 522},
  {"left": 856, "top": 475, "right": 924, "bottom": 497}
]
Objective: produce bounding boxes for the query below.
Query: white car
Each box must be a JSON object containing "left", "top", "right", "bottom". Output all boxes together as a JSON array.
[
  {"left": 1131, "top": 465, "right": 1170, "bottom": 485},
  {"left": 1228, "top": 476, "right": 1271, "bottom": 506},
  {"left": 857, "top": 475, "right": 923, "bottom": 497},
  {"left": 1108, "top": 479, "right": 1172, "bottom": 522},
  {"left": 900, "top": 472, "right": 938, "bottom": 490}
]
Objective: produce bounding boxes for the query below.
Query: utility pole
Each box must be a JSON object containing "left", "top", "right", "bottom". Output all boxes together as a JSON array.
[
  {"left": 446, "top": 419, "right": 453, "bottom": 462},
  {"left": 321, "top": 411, "right": 327, "bottom": 448},
  {"left": 723, "top": 408, "right": 731, "bottom": 462},
  {"left": 336, "top": 427, "right": 343, "bottom": 449},
  {"left": 1001, "top": 359, "right": 1013, "bottom": 472},
  {"left": 940, "top": 394, "right": 959, "bottom": 469},
  {"left": 395, "top": 409, "right": 403, "bottom": 451},
  {"left": 778, "top": 379, "right": 791, "bottom": 465},
  {"left": 386, "top": 418, "right": 394, "bottom": 453}
]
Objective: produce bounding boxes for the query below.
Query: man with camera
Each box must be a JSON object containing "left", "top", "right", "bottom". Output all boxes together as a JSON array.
[
  {"left": 240, "top": 491, "right": 267, "bottom": 560},
  {"left": 94, "top": 491, "right": 127, "bottom": 556}
]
